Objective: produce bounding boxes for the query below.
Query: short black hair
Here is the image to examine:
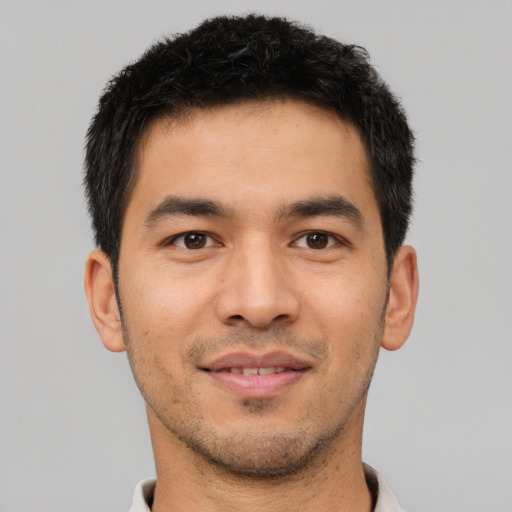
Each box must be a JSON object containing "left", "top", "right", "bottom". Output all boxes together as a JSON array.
[{"left": 84, "top": 14, "right": 414, "bottom": 274}]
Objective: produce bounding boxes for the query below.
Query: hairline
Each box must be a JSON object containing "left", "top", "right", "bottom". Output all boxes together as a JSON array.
[{"left": 111, "top": 95, "right": 389, "bottom": 276}]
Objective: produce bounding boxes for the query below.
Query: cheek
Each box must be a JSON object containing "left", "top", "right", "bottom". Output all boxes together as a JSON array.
[
  {"left": 122, "top": 267, "right": 214, "bottom": 340},
  {"left": 305, "top": 270, "right": 386, "bottom": 327},
  {"left": 301, "top": 268, "right": 387, "bottom": 368}
]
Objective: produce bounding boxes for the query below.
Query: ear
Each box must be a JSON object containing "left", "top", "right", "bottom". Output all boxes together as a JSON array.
[
  {"left": 381, "top": 245, "right": 419, "bottom": 351},
  {"left": 84, "top": 250, "right": 126, "bottom": 352}
]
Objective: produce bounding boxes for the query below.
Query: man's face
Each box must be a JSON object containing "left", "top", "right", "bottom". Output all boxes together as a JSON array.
[{"left": 117, "top": 100, "right": 390, "bottom": 476}]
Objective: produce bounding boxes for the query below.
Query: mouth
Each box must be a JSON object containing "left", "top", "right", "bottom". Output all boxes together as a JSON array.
[
  {"left": 209, "top": 366, "right": 301, "bottom": 375},
  {"left": 200, "top": 352, "right": 312, "bottom": 398}
]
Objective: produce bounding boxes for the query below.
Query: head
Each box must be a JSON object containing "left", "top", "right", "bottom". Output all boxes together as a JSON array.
[
  {"left": 84, "top": 14, "right": 414, "bottom": 279},
  {"left": 83, "top": 15, "right": 418, "bottom": 480}
]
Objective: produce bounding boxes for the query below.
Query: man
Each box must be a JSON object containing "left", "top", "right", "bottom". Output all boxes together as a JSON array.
[{"left": 83, "top": 14, "right": 418, "bottom": 512}]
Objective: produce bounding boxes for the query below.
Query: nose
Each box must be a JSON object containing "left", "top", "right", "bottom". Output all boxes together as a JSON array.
[{"left": 214, "top": 240, "right": 300, "bottom": 328}]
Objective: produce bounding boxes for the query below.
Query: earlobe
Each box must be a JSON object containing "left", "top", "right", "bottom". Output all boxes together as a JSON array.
[
  {"left": 84, "top": 250, "right": 126, "bottom": 353},
  {"left": 381, "top": 245, "right": 419, "bottom": 351}
]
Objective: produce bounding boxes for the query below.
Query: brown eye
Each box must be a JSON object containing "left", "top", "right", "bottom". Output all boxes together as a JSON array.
[
  {"left": 294, "top": 232, "right": 337, "bottom": 250},
  {"left": 170, "top": 232, "right": 215, "bottom": 249},
  {"left": 183, "top": 233, "right": 207, "bottom": 249},
  {"left": 306, "top": 232, "right": 329, "bottom": 249}
]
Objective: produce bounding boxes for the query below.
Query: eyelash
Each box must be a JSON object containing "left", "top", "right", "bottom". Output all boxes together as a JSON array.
[
  {"left": 165, "top": 231, "right": 218, "bottom": 249},
  {"left": 165, "top": 230, "right": 345, "bottom": 251},
  {"left": 292, "top": 231, "right": 342, "bottom": 250}
]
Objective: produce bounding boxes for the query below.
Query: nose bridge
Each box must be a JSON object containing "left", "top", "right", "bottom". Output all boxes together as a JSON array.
[{"left": 215, "top": 234, "right": 299, "bottom": 327}]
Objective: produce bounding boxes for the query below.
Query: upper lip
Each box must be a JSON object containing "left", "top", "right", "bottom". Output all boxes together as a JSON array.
[{"left": 200, "top": 351, "right": 312, "bottom": 372}]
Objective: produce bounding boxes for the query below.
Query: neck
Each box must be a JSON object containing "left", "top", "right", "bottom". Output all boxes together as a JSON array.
[{"left": 148, "top": 402, "right": 373, "bottom": 512}]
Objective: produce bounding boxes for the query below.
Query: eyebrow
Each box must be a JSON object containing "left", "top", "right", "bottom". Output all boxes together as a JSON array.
[
  {"left": 144, "top": 196, "right": 229, "bottom": 226},
  {"left": 281, "top": 196, "right": 365, "bottom": 228},
  {"left": 144, "top": 194, "right": 364, "bottom": 229}
]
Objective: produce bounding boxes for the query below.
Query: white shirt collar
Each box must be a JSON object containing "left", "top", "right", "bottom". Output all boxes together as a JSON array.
[
  {"left": 364, "top": 464, "right": 405, "bottom": 512},
  {"left": 128, "top": 478, "right": 155, "bottom": 512},
  {"left": 128, "top": 466, "right": 404, "bottom": 512}
]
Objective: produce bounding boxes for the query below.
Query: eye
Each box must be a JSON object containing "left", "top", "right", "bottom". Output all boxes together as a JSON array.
[
  {"left": 168, "top": 232, "right": 216, "bottom": 249},
  {"left": 294, "top": 231, "right": 338, "bottom": 249}
]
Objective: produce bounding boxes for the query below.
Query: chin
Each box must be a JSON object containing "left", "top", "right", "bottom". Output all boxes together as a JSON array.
[{"left": 179, "top": 421, "right": 346, "bottom": 480}]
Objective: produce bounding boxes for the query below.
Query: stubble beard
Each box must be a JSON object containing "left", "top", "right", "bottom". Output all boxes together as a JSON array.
[
  {"left": 176, "top": 415, "right": 349, "bottom": 481},
  {"left": 124, "top": 328, "right": 378, "bottom": 481},
  {"left": 145, "top": 387, "right": 363, "bottom": 482},
  {"left": 123, "top": 324, "right": 383, "bottom": 481},
  {"left": 157, "top": 328, "right": 378, "bottom": 481}
]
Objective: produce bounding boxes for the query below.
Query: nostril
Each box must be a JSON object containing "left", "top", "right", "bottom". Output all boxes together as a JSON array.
[
  {"left": 226, "top": 313, "right": 292, "bottom": 328},
  {"left": 227, "top": 315, "right": 246, "bottom": 324}
]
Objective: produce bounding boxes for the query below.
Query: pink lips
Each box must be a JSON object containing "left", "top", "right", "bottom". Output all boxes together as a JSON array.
[{"left": 200, "top": 351, "right": 311, "bottom": 398}]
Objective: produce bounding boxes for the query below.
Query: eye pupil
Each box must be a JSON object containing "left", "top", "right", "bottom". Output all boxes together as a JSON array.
[
  {"left": 184, "top": 233, "right": 206, "bottom": 249},
  {"left": 307, "top": 232, "right": 328, "bottom": 249}
]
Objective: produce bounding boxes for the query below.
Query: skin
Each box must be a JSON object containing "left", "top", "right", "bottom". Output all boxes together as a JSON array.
[{"left": 85, "top": 99, "right": 418, "bottom": 512}]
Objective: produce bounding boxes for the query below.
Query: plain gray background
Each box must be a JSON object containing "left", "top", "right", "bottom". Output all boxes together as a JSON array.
[{"left": 1, "top": 1, "right": 511, "bottom": 511}]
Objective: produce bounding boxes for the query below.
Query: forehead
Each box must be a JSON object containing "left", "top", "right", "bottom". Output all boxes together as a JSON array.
[{"left": 127, "top": 99, "right": 377, "bottom": 224}]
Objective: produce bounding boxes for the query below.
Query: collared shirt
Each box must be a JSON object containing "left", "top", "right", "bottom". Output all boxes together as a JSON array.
[{"left": 128, "top": 465, "right": 404, "bottom": 511}]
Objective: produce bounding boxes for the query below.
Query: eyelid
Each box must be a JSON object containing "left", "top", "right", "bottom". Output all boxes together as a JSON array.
[
  {"left": 164, "top": 231, "right": 219, "bottom": 249},
  {"left": 292, "top": 231, "right": 346, "bottom": 249},
  {"left": 162, "top": 230, "right": 349, "bottom": 250}
]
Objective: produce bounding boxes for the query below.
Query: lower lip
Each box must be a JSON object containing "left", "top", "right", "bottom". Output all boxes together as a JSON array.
[{"left": 205, "top": 370, "right": 308, "bottom": 398}]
